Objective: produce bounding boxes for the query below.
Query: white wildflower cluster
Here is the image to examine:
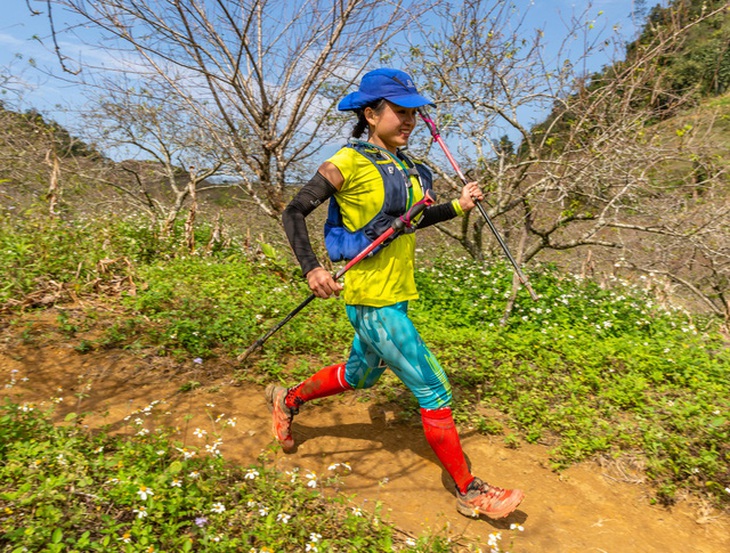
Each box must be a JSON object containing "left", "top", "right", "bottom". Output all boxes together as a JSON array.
[
  {"left": 305, "top": 533, "right": 322, "bottom": 552},
  {"left": 487, "top": 531, "right": 502, "bottom": 553},
  {"left": 175, "top": 447, "right": 196, "bottom": 460},
  {"left": 51, "top": 386, "right": 64, "bottom": 404},
  {"left": 5, "top": 369, "right": 20, "bottom": 389},
  {"left": 123, "top": 400, "right": 165, "bottom": 436},
  {"left": 205, "top": 438, "right": 224, "bottom": 457}
]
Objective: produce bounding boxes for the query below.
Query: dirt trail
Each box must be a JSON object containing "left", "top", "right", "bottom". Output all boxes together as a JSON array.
[{"left": 1, "top": 341, "right": 728, "bottom": 553}]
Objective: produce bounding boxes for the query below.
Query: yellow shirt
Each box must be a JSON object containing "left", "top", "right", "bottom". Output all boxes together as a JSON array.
[{"left": 327, "top": 146, "right": 425, "bottom": 307}]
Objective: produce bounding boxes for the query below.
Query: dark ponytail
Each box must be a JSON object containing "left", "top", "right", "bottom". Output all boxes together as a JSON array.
[{"left": 351, "top": 99, "right": 386, "bottom": 138}]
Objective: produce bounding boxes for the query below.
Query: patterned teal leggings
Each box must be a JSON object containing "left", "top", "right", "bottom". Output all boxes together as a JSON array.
[{"left": 344, "top": 302, "right": 452, "bottom": 410}]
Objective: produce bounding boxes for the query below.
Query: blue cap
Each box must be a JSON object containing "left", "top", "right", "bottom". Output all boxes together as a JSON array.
[{"left": 337, "top": 68, "right": 435, "bottom": 112}]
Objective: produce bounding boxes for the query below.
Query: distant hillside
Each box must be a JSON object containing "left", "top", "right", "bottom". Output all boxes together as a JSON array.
[{"left": 628, "top": 0, "right": 730, "bottom": 102}]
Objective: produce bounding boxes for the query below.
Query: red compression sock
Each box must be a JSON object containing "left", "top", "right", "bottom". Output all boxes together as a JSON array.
[
  {"left": 420, "top": 407, "right": 474, "bottom": 494},
  {"left": 285, "top": 363, "right": 352, "bottom": 411}
]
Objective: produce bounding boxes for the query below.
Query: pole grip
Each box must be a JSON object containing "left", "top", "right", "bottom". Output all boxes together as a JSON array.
[
  {"left": 417, "top": 108, "right": 538, "bottom": 302},
  {"left": 239, "top": 191, "right": 436, "bottom": 363}
]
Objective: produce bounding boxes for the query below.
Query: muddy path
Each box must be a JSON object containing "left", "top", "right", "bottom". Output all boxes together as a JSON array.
[{"left": 1, "top": 337, "right": 728, "bottom": 553}]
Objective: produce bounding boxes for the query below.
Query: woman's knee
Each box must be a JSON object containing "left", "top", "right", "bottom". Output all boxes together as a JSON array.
[{"left": 414, "top": 385, "right": 452, "bottom": 411}]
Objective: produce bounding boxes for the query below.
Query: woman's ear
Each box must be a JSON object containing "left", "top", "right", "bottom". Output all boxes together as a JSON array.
[{"left": 364, "top": 105, "right": 378, "bottom": 127}]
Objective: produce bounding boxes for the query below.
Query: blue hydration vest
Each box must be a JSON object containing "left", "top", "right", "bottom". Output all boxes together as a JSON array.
[{"left": 324, "top": 140, "right": 433, "bottom": 262}]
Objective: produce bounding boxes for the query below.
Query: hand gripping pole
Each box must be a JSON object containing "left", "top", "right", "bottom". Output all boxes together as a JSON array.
[
  {"left": 238, "top": 191, "right": 436, "bottom": 362},
  {"left": 417, "top": 108, "right": 538, "bottom": 301}
]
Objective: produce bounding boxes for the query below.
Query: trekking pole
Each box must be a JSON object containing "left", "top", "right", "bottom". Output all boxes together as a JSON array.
[
  {"left": 417, "top": 108, "right": 539, "bottom": 302},
  {"left": 238, "top": 190, "right": 436, "bottom": 362}
]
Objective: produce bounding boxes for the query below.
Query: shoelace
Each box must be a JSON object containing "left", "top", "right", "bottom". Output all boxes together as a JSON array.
[{"left": 466, "top": 479, "right": 507, "bottom": 499}]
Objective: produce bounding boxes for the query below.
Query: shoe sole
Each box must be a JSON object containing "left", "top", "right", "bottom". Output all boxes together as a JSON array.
[
  {"left": 456, "top": 490, "right": 525, "bottom": 519},
  {"left": 265, "top": 384, "right": 295, "bottom": 451}
]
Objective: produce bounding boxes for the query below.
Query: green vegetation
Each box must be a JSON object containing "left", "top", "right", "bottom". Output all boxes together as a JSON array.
[
  {"left": 0, "top": 399, "right": 450, "bottom": 552},
  {"left": 630, "top": 0, "right": 730, "bottom": 102},
  {"left": 413, "top": 259, "right": 729, "bottom": 506},
  {"left": 1, "top": 213, "right": 728, "bottom": 521}
]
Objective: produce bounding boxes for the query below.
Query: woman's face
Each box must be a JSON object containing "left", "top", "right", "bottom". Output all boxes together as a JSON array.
[{"left": 365, "top": 100, "right": 417, "bottom": 153}]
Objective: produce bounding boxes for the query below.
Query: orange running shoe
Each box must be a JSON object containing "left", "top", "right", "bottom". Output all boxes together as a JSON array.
[
  {"left": 456, "top": 477, "right": 525, "bottom": 519},
  {"left": 265, "top": 384, "right": 297, "bottom": 452}
]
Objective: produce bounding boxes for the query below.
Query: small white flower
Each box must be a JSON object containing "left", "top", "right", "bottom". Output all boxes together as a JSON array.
[
  {"left": 189, "top": 471, "right": 200, "bottom": 479},
  {"left": 193, "top": 428, "right": 207, "bottom": 438},
  {"left": 351, "top": 507, "right": 363, "bottom": 517},
  {"left": 277, "top": 513, "right": 291, "bottom": 524},
  {"left": 309, "top": 533, "right": 322, "bottom": 543},
  {"left": 136, "top": 428, "right": 150, "bottom": 436},
  {"left": 137, "top": 486, "right": 154, "bottom": 501},
  {"left": 510, "top": 523, "right": 525, "bottom": 531},
  {"left": 305, "top": 471, "right": 318, "bottom": 488},
  {"left": 211, "top": 502, "right": 225, "bottom": 513},
  {"left": 258, "top": 506, "right": 269, "bottom": 516},
  {"left": 176, "top": 447, "right": 196, "bottom": 459},
  {"left": 245, "top": 468, "right": 259, "bottom": 480},
  {"left": 226, "top": 417, "right": 237, "bottom": 427},
  {"left": 405, "top": 538, "right": 416, "bottom": 546},
  {"left": 205, "top": 443, "right": 222, "bottom": 456},
  {"left": 133, "top": 506, "right": 148, "bottom": 519},
  {"left": 170, "top": 479, "right": 182, "bottom": 488}
]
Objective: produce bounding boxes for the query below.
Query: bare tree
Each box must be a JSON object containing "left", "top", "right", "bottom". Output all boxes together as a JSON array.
[
  {"left": 48, "top": 0, "right": 433, "bottom": 218},
  {"left": 407, "top": 0, "right": 729, "bottom": 316},
  {"left": 79, "top": 76, "right": 224, "bottom": 236}
]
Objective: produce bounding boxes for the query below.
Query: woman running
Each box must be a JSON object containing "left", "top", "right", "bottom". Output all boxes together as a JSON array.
[{"left": 269, "top": 68, "right": 525, "bottom": 520}]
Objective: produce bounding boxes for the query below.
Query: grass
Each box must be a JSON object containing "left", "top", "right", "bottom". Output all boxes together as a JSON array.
[
  {"left": 0, "top": 211, "right": 728, "bottom": 549},
  {"left": 0, "top": 397, "right": 451, "bottom": 552}
]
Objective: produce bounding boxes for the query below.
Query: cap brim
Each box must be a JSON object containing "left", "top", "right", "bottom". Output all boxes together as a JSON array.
[{"left": 337, "top": 91, "right": 379, "bottom": 112}]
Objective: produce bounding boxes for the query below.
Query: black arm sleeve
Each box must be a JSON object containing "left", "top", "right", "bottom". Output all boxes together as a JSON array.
[
  {"left": 282, "top": 172, "right": 338, "bottom": 276},
  {"left": 417, "top": 201, "right": 460, "bottom": 229}
]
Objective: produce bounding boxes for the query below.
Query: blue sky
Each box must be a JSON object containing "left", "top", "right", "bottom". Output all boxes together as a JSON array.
[{"left": 0, "top": 1, "right": 654, "bottom": 132}]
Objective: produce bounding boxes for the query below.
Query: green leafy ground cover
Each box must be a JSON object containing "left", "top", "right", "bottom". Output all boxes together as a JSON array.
[
  {"left": 0, "top": 399, "right": 449, "bottom": 552},
  {"left": 1, "top": 214, "right": 728, "bottom": 550}
]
